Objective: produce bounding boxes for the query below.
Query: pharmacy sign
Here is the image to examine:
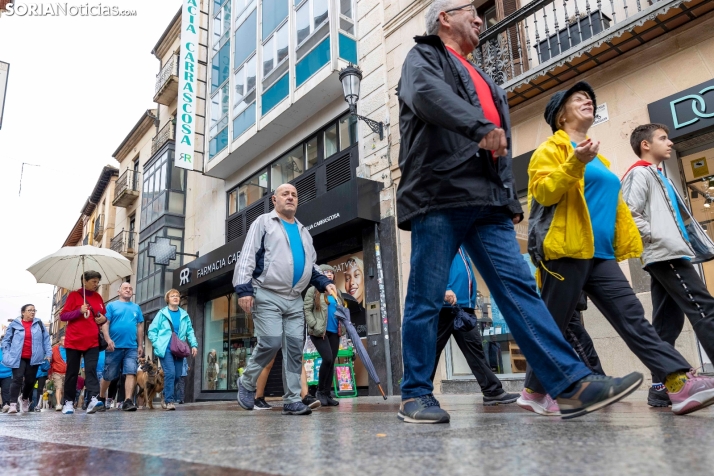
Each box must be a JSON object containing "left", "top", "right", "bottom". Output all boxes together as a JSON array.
[{"left": 176, "top": 0, "right": 199, "bottom": 170}]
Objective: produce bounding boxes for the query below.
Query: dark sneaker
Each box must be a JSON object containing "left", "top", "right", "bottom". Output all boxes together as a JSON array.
[
  {"left": 254, "top": 397, "right": 272, "bottom": 410},
  {"left": 122, "top": 399, "right": 137, "bottom": 412},
  {"left": 324, "top": 393, "right": 339, "bottom": 406},
  {"left": 556, "top": 372, "right": 643, "bottom": 419},
  {"left": 302, "top": 395, "right": 321, "bottom": 409},
  {"left": 647, "top": 386, "right": 671, "bottom": 407},
  {"left": 483, "top": 391, "right": 519, "bottom": 406},
  {"left": 281, "top": 401, "right": 312, "bottom": 415},
  {"left": 397, "top": 394, "right": 450, "bottom": 424},
  {"left": 237, "top": 378, "right": 255, "bottom": 410},
  {"left": 315, "top": 390, "right": 330, "bottom": 407}
]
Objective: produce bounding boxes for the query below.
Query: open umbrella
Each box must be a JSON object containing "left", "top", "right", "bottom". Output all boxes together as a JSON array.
[
  {"left": 331, "top": 292, "right": 387, "bottom": 400},
  {"left": 27, "top": 245, "right": 133, "bottom": 312}
]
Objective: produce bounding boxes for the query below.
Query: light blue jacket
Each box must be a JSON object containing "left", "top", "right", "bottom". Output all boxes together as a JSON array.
[
  {"left": 0, "top": 348, "right": 13, "bottom": 379},
  {"left": 148, "top": 307, "right": 198, "bottom": 358},
  {"left": 1, "top": 317, "right": 52, "bottom": 368}
]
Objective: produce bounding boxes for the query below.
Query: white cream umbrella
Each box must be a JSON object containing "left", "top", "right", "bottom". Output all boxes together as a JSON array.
[{"left": 27, "top": 246, "right": 133, "bottom": 315}]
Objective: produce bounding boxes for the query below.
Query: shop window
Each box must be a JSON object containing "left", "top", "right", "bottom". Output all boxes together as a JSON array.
[
  {"left": 235, "top": 168, "right": 268, "bottom": 212},
  {"left": 210, "top": 82, "right": 230, "bottom": 139},
  {"left": 203, "top": 294, "right": 255, "bottom": 391},
  {"left": 295, "top": 0, "right": 328, "bottom": 48},
  {"left": 306, "top": 135, "right": 318, "bottom": 169},
  {"left": 233, "top": 103, "right": 256, "bottom": 140},
  {"left": 324, "top": 123, "right": 338, "bottom": 158},
  {"left": 338, "top": 113, "right": 357, "bottom": 151},
  {"left": 271, "top": 145, "right": 304, "bottom": 190},
  {"left": 235, "top": 10, "right": 257, "bottom": 68}
]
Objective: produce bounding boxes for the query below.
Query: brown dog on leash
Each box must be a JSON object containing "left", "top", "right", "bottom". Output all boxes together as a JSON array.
[{"left": 136, "top": 358, "right": 165, "bottom": 409}]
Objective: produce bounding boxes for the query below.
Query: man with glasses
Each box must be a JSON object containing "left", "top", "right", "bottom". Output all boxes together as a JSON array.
[{"left": 395, "top": 0, "right": 642, "bottom": 423}]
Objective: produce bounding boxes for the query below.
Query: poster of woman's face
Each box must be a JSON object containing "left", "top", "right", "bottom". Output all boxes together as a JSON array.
[{"left": 328, "top": 251, "right": 365, "bottom": 306}]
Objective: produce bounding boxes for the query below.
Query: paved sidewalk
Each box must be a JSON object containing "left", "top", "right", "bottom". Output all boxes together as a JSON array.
[{"left": 1, "top": 391, "right": 713, "bottom": 476}]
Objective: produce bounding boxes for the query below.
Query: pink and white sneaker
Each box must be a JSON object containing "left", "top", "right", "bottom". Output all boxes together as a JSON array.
[
  {"left": 516, "top": 389, "right": 561, "bottom": 416},
  {"left": 669, "top": 372, "right": 714, "bottom": 415}
]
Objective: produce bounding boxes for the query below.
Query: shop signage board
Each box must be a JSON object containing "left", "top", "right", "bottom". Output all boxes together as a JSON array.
[
  {"left": 648, "top": 78, "right": 714, "bottom": 141},
  {"left": 175, "top": 0, "right": 199, "bottom": 170},
  {"left": 0, "top": 61, "right": 9, "bottom": 130},
  {"left": 592, "top": 103, "right": 609, "bottom": 127}
]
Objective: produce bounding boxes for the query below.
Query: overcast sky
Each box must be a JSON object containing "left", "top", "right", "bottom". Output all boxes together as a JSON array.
[{"left": 0, "top": 1, "right": 181, "bottom": 326}]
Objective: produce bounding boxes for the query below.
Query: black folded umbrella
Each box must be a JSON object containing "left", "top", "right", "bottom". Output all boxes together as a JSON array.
[{"left": 331, "top": 292, "right": 387, "bottom": 399}]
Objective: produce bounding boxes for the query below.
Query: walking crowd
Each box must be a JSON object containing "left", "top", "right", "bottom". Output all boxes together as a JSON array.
[{"left": 3, "top": 0, "right": 714, "bottom": 427}]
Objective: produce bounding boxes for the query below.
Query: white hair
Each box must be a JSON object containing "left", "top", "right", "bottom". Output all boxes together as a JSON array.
[{"left": 425, "top": 0, "right": 459, "bottom": 36}]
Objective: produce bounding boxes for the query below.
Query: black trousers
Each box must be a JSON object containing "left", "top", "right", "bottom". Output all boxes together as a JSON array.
[
  {"left": 430, "top": 308, "right": 503, "bottom": 396},
  {"left": 648, "top": 258, "right": 714, "bottom": 378},
  {"left": 565, "top": 310, "right": 605, "bottom": 375},
  {"left": 1, "top": 376, "right": 11, "bottom": 406},
  {"left": 64, "top": 347, "right": 100, "bottom": 403},
  {"left": 525, "top": 258, "right": 690, "bottom": 394},
  {"left": 310, "top": 332, "right": 340, "bottom": 393},
  {"left": 10, "top": 359, "right": 39, "bottom": 402}
]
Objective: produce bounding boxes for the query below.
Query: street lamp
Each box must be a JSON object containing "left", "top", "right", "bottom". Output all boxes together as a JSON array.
[{"left": 338, "top": 64, "right": 384, "bottom": 141}]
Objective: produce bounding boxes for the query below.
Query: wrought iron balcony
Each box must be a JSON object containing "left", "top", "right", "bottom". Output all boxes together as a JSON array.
[
  {"left": 111, "top": 230, "right": 137, "bottom": 259},
  {"left": 154, "top": 54, "right": 179, "bottom": 106},
  {"left": 151, "top": 121, "right": 175, "bottom": 155},
  {"left": 472, "top": 0, "right": 714, "bottom": 106},
  {"left": 113, "top": 169, "right": 141, "bottom": 208},
  {"left": 93, "top": 214, "right": 105, "bottom": 241}
]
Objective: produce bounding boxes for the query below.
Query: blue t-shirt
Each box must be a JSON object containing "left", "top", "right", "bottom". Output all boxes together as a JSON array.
[
  {"left": 659, "top": 170, "right": 690, "bottom": 242},
  {"left": 326, "top": 295, "right": 338, "bottom": 333},
  {"left": 579, "top": 144, "right": 620, "bottom": 259},
  {"left": 169, "top": 309, "right": 182, "bottom": 333},
  {"left": 105, "top": 301, "right": 144, "bottom": 349},
  {"left": 282, "top": 219, "right": 305, "bottom": 287}
]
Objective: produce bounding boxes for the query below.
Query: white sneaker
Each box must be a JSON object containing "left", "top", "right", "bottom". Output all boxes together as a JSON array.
[
  {"left": 2, "top": 404, "right": 9, "bottom": 413},
  {"left": 8, "top": 403, "right": 18, "bottom": 414},
  {"left": 86, "top": 396, "right": 104, "bottom": 414},
  {"left": 106, "top": 398, "right": 114, "bottom": 410},
  {"left": 55, "top": 403, "right": 63, "bottom": 411},
  {"left": 62, "top": 401, "right": 75, "bottom": 414},
  {"left": 18, "top": 395, "right": 30, "bottom": 413}
]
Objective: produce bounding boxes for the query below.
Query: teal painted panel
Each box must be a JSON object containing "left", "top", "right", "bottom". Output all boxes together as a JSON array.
[
  {"left": 261, "top": 74, "right": 289, "bottom": 115},
  {"left": 233, "top": 103, "right": 256, "bottom": 140},
  {"left": 209, "top": 127, "right": 229, "bottom": 159},
  {"left": 338, "top": 34, "right": 357, "bottom": 64},
  {"left": 296, "top": 37, "right": 330, "bottom": 87}
]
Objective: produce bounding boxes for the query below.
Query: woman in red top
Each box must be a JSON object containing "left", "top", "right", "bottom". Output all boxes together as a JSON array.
[{"left": 59, "top": 270, "right": 107, "bottom": 414}]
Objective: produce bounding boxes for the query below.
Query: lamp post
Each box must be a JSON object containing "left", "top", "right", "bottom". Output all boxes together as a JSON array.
[{"left": 338, "top": 64, "right": 384, "bottom": 141}]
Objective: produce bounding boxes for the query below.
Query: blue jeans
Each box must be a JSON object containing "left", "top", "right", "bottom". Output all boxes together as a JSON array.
[
  {"left": 159, "top": 351, "right": 184, "bottom": 404},
  {"left": 401, "top": 207, "right": 591, "bottom": 400}
]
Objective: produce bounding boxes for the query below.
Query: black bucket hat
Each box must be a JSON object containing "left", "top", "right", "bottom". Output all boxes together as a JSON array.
[{"left": 544, "top": 81, "right": 597, "bottom": 133}]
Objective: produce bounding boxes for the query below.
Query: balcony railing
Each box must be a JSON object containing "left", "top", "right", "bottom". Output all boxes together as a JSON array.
[
  {"left": 93, "top": 214, "right": 105, "bottom": 241},
  {"left": 111, "top": 230, "right": 137, "bottom": 258},
  {"left": 473, "top": 0, "right": 713, "bottom": 105},
  {"left": 151, "top": 121, "right": 175, "bottom": 156},
  {"left": 154, "top": 54, "right": 179, "bottom": 106},
  {"left": 83, "top": 234, "right": 89, "bottom": 246},
  {"left": 113, "top": 169, "right": 141, "bottom": 208}
]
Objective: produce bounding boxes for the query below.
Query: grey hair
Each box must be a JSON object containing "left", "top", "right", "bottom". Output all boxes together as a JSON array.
[{"left": 425, "top": 0, "right": 459, "bottom": 35}]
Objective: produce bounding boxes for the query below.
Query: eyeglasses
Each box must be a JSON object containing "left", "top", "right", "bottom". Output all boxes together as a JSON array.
[
  {"left": 26, "top": 310, "right": 37, "bottom": 313},
  {"left": 444, "top": 3, "right": 477, "bottom": 17}
]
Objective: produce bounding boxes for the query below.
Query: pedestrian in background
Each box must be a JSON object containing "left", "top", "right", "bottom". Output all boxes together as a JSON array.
[
  {"left": 623, "top": 123, "right": 714, "bottom": 408},
  {"left": 1, "top": 304, "right": 52, "bottom": 414},
  {"left": 0, "top": 347, "right": 13, "bottom": 412},
  {"left": 98, "top": 282, "right": 144, "bottom": 412},
  {"left": 60, "top": 270, "right": 108, "bottom": 414},
  {"left": 304, "top": 264, "right": 343, "bottom": 407},
  {"left": 233, "top": 184, "right": 336, "bottom": 415},
  {"left": 31, "top": 360, "right": 50, "bottom": 412},
  {"left": 523, "top": 82, "right": 714, "bottom": 416},
  {"left": 431, "top": 247, "right": 519, "bottom": 406},
  {"left": 177, "top": 358, "right": 188, "bottom": 404},
  {"left": 50, "top": 336, "right": 67, "bottom": 411},
  {"left": 148, "top": 289, "right": 198, "bottom": 411}
]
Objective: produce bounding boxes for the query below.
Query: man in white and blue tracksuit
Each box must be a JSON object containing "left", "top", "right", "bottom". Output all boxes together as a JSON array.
[{"left": 233, "top": 183, "right": 336, "bottom": 415}]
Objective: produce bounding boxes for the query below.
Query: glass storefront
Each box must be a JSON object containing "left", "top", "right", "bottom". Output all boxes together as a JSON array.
[
  {"left": 445, "top": 196, "right": 530, "bottom": 378},
  {"left": 203, "top": 293, "right": 255, "bottom": 391}
]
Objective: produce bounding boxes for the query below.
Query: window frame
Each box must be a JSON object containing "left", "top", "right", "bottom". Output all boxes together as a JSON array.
[{"left": 294, "top": 0, "right": 330, "bottom": 50}]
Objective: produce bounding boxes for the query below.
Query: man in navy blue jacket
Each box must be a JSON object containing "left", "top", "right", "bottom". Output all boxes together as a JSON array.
[{"left": 430, "top": 247, "right": 518, "bottom": 405}]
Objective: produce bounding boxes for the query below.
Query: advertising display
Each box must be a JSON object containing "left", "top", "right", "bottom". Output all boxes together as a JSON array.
[{"left": 327, "top": 251, "right": 367, "bottom": 337}]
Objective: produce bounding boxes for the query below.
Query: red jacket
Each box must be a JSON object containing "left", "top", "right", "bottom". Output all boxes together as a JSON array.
[
  {"left": 50, "top": 345, "right": 66, "bottom": 375},
  {"left": 60, "top": 289, "right": 105, "bottom": 351}
]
